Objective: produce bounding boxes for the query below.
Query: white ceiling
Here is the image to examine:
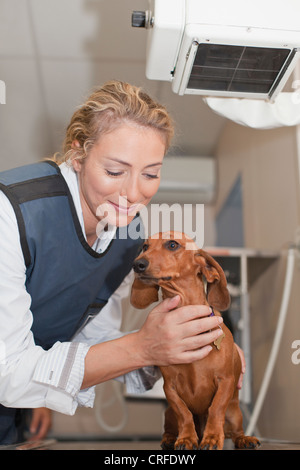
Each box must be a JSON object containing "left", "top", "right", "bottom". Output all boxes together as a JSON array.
[{"left": 0, "top": 0, "right": 226, "bottom": 170}]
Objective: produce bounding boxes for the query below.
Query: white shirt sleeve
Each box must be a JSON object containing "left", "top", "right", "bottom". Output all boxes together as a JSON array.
[
  {"left": 73, "top": 271, "right": 161, "bottom": 394},
  {"left": 0, "top": 190, "right": 92, "bottom": 414}
]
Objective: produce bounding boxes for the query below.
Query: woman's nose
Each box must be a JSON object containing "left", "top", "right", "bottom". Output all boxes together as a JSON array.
[{"left": 121, "top": 176, "right": 141, "bottom": 203}]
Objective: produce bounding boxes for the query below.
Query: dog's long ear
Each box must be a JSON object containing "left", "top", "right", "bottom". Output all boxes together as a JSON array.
[
  {"left": 130, "top": 277, "right": 159, "bottom": 309},
  {"left": 195, "top": 250, "right": 230, "bottom": 311}
]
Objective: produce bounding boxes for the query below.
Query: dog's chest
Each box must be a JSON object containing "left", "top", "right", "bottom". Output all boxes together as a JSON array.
[{"left": 160, "top": 362, "right": 218, "bottom": 415}]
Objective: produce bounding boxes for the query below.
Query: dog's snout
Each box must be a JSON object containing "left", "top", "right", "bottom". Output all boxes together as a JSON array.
[{"left": 133, "top": 258, "right": 149, "bottom": 274}]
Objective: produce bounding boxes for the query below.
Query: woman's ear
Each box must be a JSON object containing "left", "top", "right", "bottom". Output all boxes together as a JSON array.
[
  {"left": 130, "top": 277, "right": 159, "bottom": 309},
  {"left": 70, "top": 140, "right": 82, "bottom": 172},
  {"left": 195, "top": 250, "right": 231, "bottom": 311}
]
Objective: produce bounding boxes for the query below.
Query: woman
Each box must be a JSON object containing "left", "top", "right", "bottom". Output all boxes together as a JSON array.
[{"left": 0, "top": 81, "right": 235, "bottom": 445}]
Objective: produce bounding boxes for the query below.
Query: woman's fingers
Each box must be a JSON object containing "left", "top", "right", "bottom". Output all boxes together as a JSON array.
[{"left": 141, "top": 298, "right": 225, "bottom": 366}]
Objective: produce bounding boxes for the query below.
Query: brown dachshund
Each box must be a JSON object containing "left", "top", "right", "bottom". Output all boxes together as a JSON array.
[{"left": 131, "top": 231, "right": 260, "bottom": 450}]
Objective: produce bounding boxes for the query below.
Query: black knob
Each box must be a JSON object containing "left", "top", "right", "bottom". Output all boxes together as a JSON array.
[{"left": 132, "top": 11, "right": 146, "bottom": 28}]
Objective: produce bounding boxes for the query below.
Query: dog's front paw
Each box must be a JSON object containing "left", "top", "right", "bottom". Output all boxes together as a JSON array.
[
  {"left": 160, "top": 437, "right": 175, "bottom": 450},
  {"left": 234, "top": 435, "right": 261, "bottom": 449},
  {"left": 199, "top": 434, "right": 224, "bottom": 450},
  {"left": 174, "top": 436, "right": 199, "bottom": 450}
]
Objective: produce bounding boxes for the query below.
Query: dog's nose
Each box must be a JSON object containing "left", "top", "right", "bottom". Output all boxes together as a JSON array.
[{"left": 133, "top": 258, "right": 149, "bottom": 273}]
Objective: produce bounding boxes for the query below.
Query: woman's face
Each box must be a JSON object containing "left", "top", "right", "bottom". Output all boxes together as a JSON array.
[{"left": 72, "top": 123, "right": 166, "bottom": 233}]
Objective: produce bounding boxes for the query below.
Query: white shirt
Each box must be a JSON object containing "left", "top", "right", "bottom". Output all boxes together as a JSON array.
[{"left": 0, "top": 162, "right": 158, "bottom": 415}]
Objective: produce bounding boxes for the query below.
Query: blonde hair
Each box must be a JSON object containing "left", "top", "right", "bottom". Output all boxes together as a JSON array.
[{"left": 54, "top": 80, "right": 174, "bottom": 164}]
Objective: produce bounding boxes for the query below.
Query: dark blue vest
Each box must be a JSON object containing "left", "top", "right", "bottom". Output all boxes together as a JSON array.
[{"left": 0, "top": 160, "right": 143, "bottom": 350}]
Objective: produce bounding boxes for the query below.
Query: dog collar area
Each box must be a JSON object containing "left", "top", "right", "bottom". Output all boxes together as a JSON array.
[{"left": 209, "top": 306, "right": 225, "bottom": 351}]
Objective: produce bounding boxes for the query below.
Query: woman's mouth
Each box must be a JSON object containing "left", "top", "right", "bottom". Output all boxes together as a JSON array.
[{"left": 108, "top": 200, "right": 139, "bottom": 215}]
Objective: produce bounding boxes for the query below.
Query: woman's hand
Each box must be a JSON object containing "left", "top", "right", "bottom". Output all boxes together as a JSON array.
[
  {"left": 235, "top": 343, "right": 246, "bottom": 389},
  {"left": 29, "top": 408, "right": 52, "bottom": 441},
  {"left": 82, "top": 295, "right": 224, "bottom": 389},
  {"left": 136, "top": 295, "right": 224, "bottom": 366}
]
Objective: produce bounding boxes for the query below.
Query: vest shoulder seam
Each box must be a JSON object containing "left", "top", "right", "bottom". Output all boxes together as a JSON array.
[{"left": 0, "top": 182, "right": 31, "bottom": 267}]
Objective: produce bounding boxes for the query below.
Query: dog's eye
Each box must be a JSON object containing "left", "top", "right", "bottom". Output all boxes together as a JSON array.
[
  {"left": 165, "top": 240, "right": 180, "bottom": 251},
  {"left": 142, "top": 243, "right": 149, "bottom": 252}
]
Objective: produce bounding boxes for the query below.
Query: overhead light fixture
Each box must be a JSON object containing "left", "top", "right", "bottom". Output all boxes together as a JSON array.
[{"left": 132, "top": 0, "right": 300, "bottom": 100}]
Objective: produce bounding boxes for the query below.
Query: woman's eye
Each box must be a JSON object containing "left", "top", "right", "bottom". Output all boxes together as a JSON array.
[
  {"left": 144, "top": 173, "right": 159, "bottom": 179},
  {"left": 165, "top": 240, "right": 180, "bottom": 251},
  {"left": 105, "top": 170, "right": 124, "bottom": 177}
]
